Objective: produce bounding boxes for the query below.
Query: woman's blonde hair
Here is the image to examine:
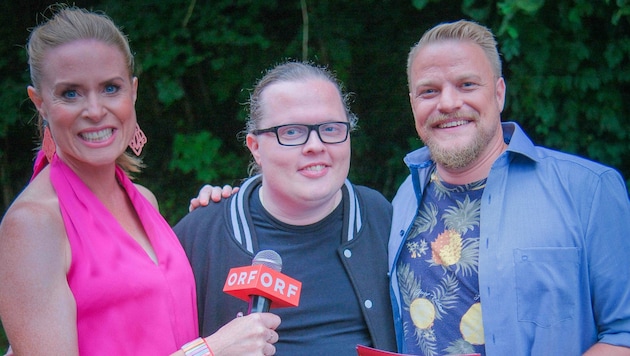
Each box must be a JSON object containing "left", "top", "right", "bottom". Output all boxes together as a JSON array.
[{"left": 27, "top": 4, "right": 143, "bottom": 174}]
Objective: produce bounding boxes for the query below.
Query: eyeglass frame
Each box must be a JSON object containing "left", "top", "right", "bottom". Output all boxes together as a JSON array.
[{"left": 251, "top": 121, "right": 351, "bottom": 146}]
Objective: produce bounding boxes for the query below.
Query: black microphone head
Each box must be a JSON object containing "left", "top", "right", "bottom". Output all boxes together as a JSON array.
[{"left": 252, "top": 249, "right": 282, "bottom": 272}]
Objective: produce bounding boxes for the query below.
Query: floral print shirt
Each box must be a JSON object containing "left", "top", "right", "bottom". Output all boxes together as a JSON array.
[{"left": 397, "top": 168, "right": 486, "bottom": 356}]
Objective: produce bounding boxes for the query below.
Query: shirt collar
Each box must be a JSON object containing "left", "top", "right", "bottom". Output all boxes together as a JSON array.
[{"left": 402, "top": 121, "right": 540, "bottom": 169}]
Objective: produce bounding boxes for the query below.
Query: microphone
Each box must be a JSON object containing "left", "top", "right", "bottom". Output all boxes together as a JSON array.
[
  {"left": 223, "top": 250, "right": 302, "bottom": 313},
  {"left": 249, "top": 250, "right": 283, "bottom": 313}
]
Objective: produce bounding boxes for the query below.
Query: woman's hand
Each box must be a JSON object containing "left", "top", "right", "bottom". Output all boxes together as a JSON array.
[{"left": 204, "top": 312, "right": 281, "bottom": 355}]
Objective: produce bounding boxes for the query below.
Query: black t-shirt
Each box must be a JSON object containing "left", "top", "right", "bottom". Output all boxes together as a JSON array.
[{"left": 251, "top": 186, "right": 372, "bottom": 355}]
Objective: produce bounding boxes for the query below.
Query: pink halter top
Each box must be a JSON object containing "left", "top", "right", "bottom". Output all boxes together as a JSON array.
[{"left": 34, "top": 152, "right": 198, "bottom": 354}]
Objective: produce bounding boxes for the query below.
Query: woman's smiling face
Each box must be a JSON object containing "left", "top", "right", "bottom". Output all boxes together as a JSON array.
[{"left": 29, "top": 38, "right": 138, "bottom": 170}]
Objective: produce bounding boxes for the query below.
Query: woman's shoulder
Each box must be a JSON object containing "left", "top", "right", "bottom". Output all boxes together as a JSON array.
[
  {"left": 1, "top": 174, "right": 62, "bottom": 238},
  {"left": 0, "top": 174, "right": 69, "bottom": 277},
  {"left": 5, "top": 171, "right": 60, "bottom": 222},
  {"left": 133, "top": 183, "right": 159, "bottom": 210}
]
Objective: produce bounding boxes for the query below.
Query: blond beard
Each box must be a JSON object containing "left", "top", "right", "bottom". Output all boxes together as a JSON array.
[
  {"left": 426, "top": 134, "right": 488, "bottom": 169},
  {"left": 421, "top": 116, "right": 496, "bottom": 170}
]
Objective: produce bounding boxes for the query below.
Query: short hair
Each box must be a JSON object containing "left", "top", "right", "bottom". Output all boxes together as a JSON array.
[
  {"left": 244, "top": 61, "right": 357, "bottom": 175},
  {"left": 406, "top": 20, "right": 502, "bottom": 90}
]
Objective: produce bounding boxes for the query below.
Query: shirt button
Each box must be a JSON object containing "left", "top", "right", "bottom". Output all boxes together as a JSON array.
[
  {"left": 344, "top": 249, "right": 352, "bottom": 258},
  {"left": 364, "top": 300, "right": 373, "bottom": 309}
]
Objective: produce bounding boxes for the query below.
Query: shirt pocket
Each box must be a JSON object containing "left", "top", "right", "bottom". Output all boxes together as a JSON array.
[{"left": 513, "top": 247, "right": 580, "bottom": 327}]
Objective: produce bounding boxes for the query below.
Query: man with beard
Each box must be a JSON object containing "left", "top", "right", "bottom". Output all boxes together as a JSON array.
[{"left": 388, "top": 20, "right": 630, "bottom": 356}]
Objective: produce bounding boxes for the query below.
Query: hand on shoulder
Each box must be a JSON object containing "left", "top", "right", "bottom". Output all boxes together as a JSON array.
[{"left": 189, "top": 184, "right": 239, "bottom": 212}]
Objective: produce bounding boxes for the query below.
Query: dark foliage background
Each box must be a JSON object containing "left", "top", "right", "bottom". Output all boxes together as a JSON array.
[{"left": 1, "top": 0, "right": 629, "bottom": 348}]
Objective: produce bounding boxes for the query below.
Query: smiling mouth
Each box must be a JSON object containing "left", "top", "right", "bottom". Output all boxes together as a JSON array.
[
  {"left": 80, "top": 128, "right": 114, "bottom": 142},
  {"left": 303, "top": 164, "right": 326, "bottom": 172},
  {"left": 438, "top": 120, "right": 469, "bottom": 129}
]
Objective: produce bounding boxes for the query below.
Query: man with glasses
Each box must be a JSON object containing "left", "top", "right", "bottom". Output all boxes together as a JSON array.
[
  {"left": 252, "top": 122, "right": 350, "bottom": 147},
  {"left": 174, "top": 61, "right": 397, "bottom": 355}
]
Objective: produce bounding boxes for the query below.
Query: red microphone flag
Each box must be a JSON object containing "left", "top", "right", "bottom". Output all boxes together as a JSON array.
[{"left": 223, "top": 264, "right": 302, "bottom": 308}]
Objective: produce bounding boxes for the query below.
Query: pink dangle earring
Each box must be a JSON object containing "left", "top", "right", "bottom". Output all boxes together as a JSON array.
[
  {"left": 42, "top": 120, "right": 56, "bottom": 162},
  {"left": 129, "top": 123, "right": 147, "bottom": 156}
]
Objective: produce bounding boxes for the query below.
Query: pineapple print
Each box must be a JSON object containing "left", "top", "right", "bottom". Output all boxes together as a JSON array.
[
  {"left": 431, "top": 229, "right": 462, "bottom": 266},
  {"left": 398, "top": 263, "right": 460, "bottom": 356},
  {"left": 410, "top": 297, "right": 436, "bottom": 329},
  {"left": 429, "top": 194, "right": 480, "bottom": 277},
  {"left": 397, "top": 168, "right": 486, "bottom": 355},
  {"left": 460, "top": 303, "right": 484, "bottom": 345}
]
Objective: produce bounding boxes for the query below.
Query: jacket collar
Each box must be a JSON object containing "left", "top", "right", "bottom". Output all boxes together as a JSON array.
[{"left": 229, "top": 175, "right": 362, "bottom": 254}]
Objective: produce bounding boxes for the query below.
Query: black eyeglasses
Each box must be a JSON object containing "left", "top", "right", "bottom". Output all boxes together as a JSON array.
[{"left": 252, "top": 121, "right": 350, "bottom": 146}]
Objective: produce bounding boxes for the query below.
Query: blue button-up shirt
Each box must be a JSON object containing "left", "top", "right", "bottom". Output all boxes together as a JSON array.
[{"left": 389, "top": 122, "right": 630, "bottom": 355}]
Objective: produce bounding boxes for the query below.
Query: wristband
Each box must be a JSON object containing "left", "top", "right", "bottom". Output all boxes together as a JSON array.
[{"left": 181, "top": 337, "right": 214, "bottom": 356}]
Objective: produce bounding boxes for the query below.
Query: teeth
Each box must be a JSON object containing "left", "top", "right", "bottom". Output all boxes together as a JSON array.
[
  {"left": 304, "top": 165, "right": 325, "bottom": 171},
  {"left": 81, "top": 128, "right": 113, "bottom": 142},
  {"left": 439, "top": 120, "right": 468, "bottom": 128}
]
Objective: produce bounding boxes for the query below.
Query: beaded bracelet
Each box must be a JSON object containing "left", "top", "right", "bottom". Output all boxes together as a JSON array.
[{"left": 181, "top": 337, "right": 214, "bottom": 356}]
